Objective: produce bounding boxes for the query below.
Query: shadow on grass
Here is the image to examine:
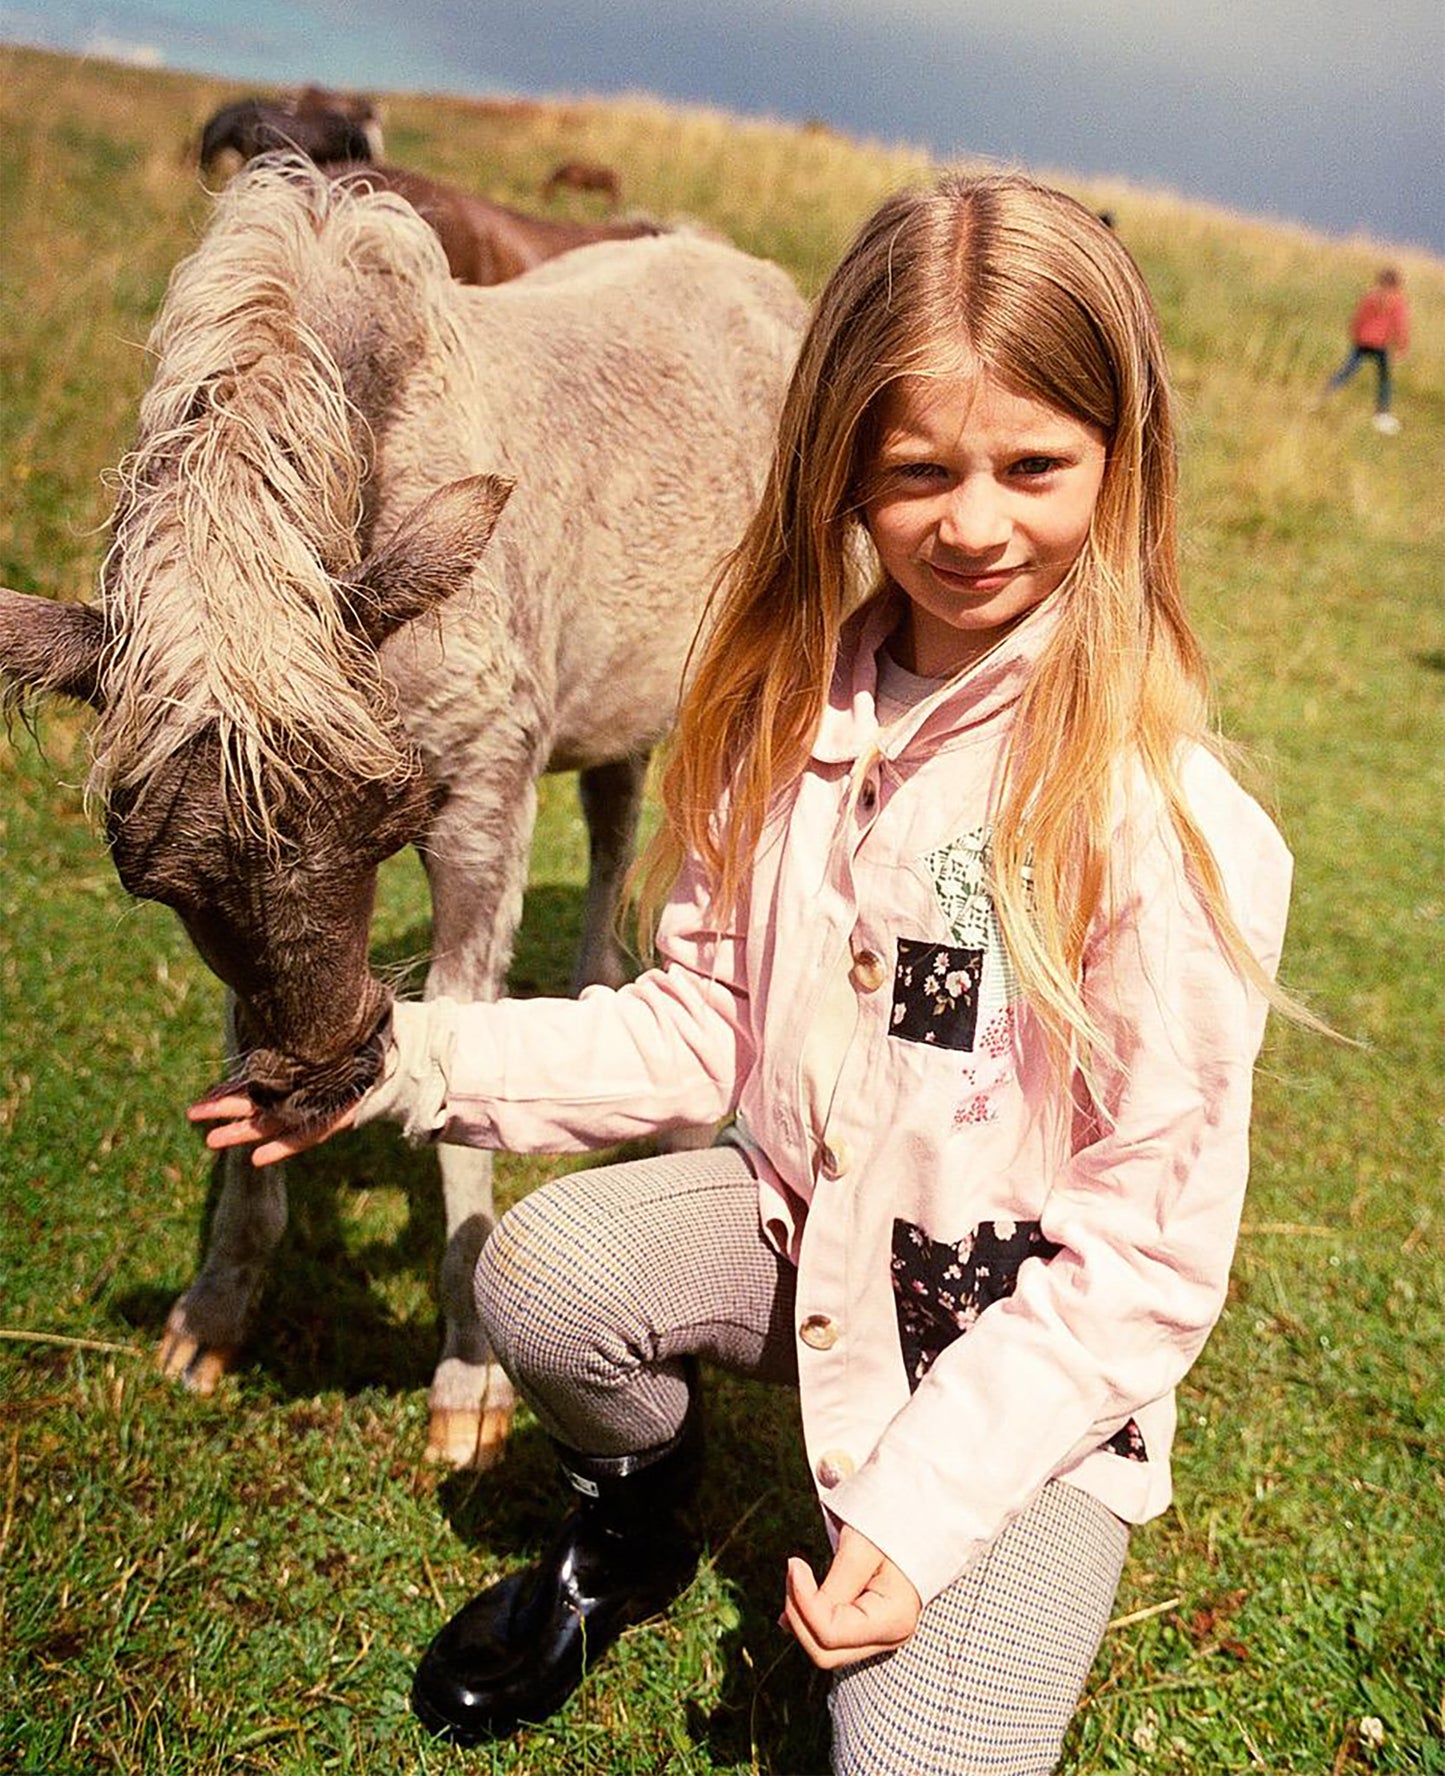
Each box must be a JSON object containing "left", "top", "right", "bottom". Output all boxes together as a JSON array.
[
  {"left": 689, "top": 1372, "right": 836, "bottom": 1774},
  {"left": 113, "top": 1120, "right": 449, "bottom": 1399},
  {"left": 430, "top": 1372, "right": 836, "bottom": 1773}
]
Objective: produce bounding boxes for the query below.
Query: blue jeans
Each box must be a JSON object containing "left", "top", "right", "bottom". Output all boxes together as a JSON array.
[{"left": 1329, "top": 344, "right": 1392, "bottom": 413}]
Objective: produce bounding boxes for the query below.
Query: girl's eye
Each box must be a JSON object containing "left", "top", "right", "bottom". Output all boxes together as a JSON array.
[
  {"left": 890, "top": 461, "right": 946, "bottom": 483},
  {"left": 1013, "top": 456, "right": 1062, "bottom": 478}
]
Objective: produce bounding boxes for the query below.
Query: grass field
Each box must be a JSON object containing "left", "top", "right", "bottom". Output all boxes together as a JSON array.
[{"left": 2, "top": 41, "right": 1443, "bottom": 1776}]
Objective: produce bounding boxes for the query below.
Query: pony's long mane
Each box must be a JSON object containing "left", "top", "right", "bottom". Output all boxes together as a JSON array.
[{"left": 92, "top": 158, "right": 465, "bottom": 831}]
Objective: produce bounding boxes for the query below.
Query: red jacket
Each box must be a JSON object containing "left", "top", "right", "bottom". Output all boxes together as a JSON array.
[{"left": 1352, "top": 286, "right": 1410, "bottom": 352}]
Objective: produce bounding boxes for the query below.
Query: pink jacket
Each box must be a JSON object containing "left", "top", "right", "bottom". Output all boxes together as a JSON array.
[{"left": 368, "top": 593, "right": 1293, "bottom": 1606}]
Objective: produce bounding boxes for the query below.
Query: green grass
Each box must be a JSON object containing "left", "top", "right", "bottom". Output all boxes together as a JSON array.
[{"left": 3, "top": 41, "right": 1443, "bottom": 1776}]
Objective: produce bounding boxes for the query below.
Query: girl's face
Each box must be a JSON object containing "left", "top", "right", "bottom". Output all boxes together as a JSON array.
[{"left": 863, "top": 369, "right": 1107, "bottom": 678}]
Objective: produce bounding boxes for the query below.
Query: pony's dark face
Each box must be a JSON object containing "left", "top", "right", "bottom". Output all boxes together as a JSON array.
[
  {"left": 106, "top": 729, "right": 440, "bottom": 1131},
  {"left": 1, "top": 475, "right": 514, "bottom": 1131}
]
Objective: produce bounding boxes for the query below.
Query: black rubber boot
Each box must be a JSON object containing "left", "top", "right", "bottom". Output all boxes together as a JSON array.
[{"left": 410, "top": 1389, "right": 704, "bottom": 1744}]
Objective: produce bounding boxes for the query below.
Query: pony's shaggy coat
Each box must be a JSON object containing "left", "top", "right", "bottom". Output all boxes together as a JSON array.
[{"left": 0, "top": 160, "right": 805, "bottom": 1466}]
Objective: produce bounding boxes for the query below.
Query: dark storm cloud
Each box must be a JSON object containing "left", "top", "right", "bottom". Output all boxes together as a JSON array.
[{"left": 4, "top": 0, "right": 1442, "bottom": 249}]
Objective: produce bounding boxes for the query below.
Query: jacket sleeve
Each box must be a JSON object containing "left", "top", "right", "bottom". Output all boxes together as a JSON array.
[
  {"left": 828, "top": 757, "right": 1294, "bottom": 1604},
  {"left": 353, "top": 853, "right": 755, "bottom": 1151}
]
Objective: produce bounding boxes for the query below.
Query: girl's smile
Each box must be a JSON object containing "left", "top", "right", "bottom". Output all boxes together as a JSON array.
[{"left": 863, "top": 369, "right": 1107, "bottom": 677}]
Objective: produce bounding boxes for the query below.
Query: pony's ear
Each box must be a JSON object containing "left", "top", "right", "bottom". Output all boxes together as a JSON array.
[
  {"left": 0, "top": 587, "right": 108, "bottom": 708},
  {"left": 344, "top": 474, "right": 514, "bottom": 646}
]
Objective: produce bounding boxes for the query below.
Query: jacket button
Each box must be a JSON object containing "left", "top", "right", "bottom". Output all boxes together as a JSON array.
[
  {"left": 816, "top": 1449, "right": 856, "bottom": 1488},
  {"left": 799, "top": 1313, "right": 838, "bottom": 1351},
  {"left": 849, "top": 948, "right": 887, "bottom": 993},
  {"left": 819, "top": 1139, "right": 852, "bottom": 1179}
]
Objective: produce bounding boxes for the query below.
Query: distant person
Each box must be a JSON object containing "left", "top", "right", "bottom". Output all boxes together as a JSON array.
[
  {"left": 195, "top": 173, "right": 1301, "bottom": 1772},
  {"left": 1325, "top": 267, "right": 1410, "bottom": 433}
]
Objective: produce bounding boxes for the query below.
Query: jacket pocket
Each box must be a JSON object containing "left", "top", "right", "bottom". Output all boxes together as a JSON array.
[
  {"left": 889, "top": 938, "right": 985, "bottom": 1051},
  {"left": 890, "top": 1217, "right": 1151, "bottom": 1461},
  {"left": 891, "top": 1216, "right": 1060, "bottom": 1389}
]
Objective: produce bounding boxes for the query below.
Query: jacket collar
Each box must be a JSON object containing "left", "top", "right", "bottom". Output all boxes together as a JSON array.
[{"left": 810, "top": 591, "right": 1062, "bottom": 765}]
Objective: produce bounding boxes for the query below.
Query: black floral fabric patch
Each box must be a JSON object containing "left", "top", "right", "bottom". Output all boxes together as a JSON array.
[
  {"left": 891, "top": 1217, "right": 1152, "bottom": 1464},
  {"left": 891, "top": 1216, "right": 1060, "bottom": 1388},
  {"left": 1101, "top": 1419, "right": 1149, "bottom": 1462},
  {"left": 890, "top": 939, "right": 985, "bottom": 1052}
]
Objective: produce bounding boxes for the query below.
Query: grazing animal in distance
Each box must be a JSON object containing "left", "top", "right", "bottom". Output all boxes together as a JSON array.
[
  {"left": 291, "top": 85, "right": 380, "bottom": 125},
  {"left": 329, "top": 162, "right": 664, "bottom": 285},
  {"left": 199, "top": 96, "right": 382, "bottom": 172},
  {"left": 541, "top": 160, "right": 622, "bottom": 209},
  {"left": 0, "top": 161, "right": 805, "bottom": 1471}
]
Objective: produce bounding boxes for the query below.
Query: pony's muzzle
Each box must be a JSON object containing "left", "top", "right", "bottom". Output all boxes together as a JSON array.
[{"left": 243, "top": 1001, "right": 394, "bottom": 1131}]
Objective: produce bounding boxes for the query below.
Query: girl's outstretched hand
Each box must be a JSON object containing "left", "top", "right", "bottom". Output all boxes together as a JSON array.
[
  {"left": 780, "top": 1525, "right": 922, "bottom": 1668},
  {"left": 187, "top": 1091, "right": 357, "bottom": 1168}
]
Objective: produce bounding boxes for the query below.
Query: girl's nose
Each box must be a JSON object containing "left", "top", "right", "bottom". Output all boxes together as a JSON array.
[{"left": 938, "top": 480, "right": 1009, "bottom": 555}]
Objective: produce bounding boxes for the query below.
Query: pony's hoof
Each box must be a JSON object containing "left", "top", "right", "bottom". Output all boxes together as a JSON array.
[
  {"left": 157, "top": 1313, "right": 236, "bottom": 1396},
  {"left": 425, "top": 1405, "right": 512, "bottom": 1470}
]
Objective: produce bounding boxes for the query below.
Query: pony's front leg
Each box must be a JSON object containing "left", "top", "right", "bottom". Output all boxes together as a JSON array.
[
  {"left": 416, "top": 764, "right": 541, "bottom": 1469},
  {"left": 159, "top": 992, "right": 287, "bottom": 1395},
  {"left": 573, "top": 751, "right": 649, "bottom": 992},
  {"left": 425, "top": 1143, "right": 515, "bottom": 1468},
  {"left": 157, "top": 1145, "right": 287, "bottom": 1394}
]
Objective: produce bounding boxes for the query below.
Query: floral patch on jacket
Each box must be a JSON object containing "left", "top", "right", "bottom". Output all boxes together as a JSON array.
[
  {"left": 1099, "top": 1418, "right": 1149, "bottom": 1462},
  {"left": 890, "top": 939, "right": 985, "bottom": 1050},
  {"left": 891, "top": 1217, "right": 1060, "bottom": 1384},
  {"left": 889, "top": 828, "right": 1019, "bottom": 1103},
  {"left": 890, "top": 1216, "right": 1148, "bottom": 1462}
]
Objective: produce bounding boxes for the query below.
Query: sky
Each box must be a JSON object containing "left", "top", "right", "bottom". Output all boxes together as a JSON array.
[{"left": 4, "top": 0, "right": 1443, "bottom": 253}]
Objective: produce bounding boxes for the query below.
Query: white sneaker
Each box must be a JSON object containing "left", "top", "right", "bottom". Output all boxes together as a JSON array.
[{"left": 1373, "top": 412, "right": 1402, "bottom": 435}]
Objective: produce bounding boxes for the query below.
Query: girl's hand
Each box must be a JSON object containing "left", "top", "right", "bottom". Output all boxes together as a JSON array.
[
  {"left": 187, "top": 1091, "right": 357, "bottom": 1167},
  {"left": 780, "top": 1525, "right": 922, "bottom": 1668}
]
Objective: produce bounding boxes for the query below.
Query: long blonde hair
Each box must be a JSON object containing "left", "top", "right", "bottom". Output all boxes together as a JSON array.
[{"left": 643, "top": 170, "right": 1301, "bottom": 1068}]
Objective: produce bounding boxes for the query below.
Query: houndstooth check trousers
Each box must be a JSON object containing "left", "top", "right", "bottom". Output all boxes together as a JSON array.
[{"left": 474, "top": 1144, "right": 1128, "bottom": 1775}]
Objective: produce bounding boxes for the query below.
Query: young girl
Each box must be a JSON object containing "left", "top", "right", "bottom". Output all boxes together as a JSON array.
[{"left": 194, "top": 171, "right": 1295, "bottom": 1774}]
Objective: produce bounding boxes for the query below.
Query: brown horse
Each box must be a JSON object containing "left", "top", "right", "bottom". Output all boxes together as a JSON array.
[
  {"left": 199, "top": 96, "right": 383, "bottom": 172},
  {"left": 0, "top": 161, "right": 805, "bottom": 1469},
  {"left": 541, "top": 160, "right": 623, "bottom": 209},
  {"left": 328, "top": 163, "right": 663, "bottom": 285},
  {"left": 291, "top": 85, "right": 380, "bottom": 122}
]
